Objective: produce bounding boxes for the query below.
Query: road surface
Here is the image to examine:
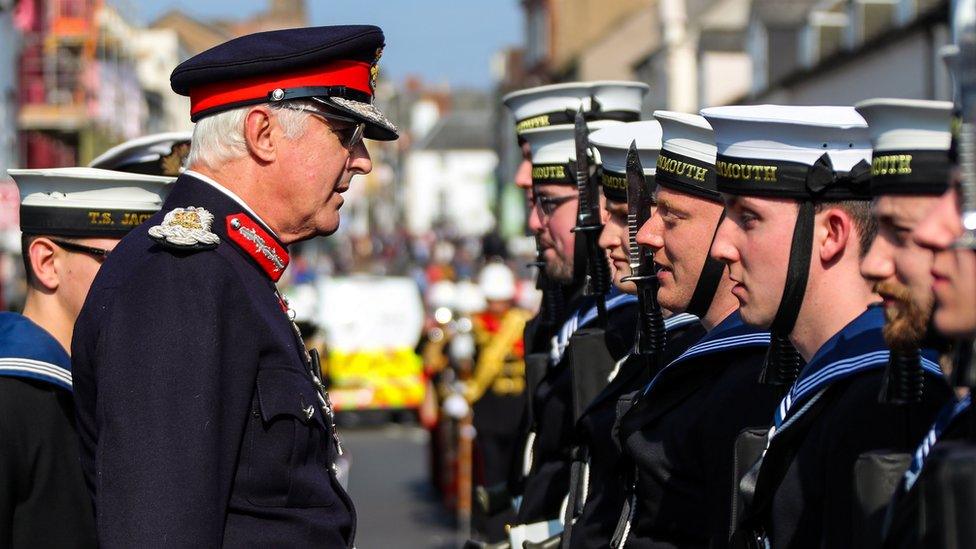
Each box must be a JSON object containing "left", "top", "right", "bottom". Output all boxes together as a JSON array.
[{"left": 344, "top": 424, "right": 459, "bottom": 548}]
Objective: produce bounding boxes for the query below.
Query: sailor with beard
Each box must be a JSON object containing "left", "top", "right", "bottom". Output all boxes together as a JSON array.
[
  {"left": 553, "top": 121, "right": 704, "bottom": 548},
  {"left": 705, "top": 105, "right": 952, "bottom": 549},
  {"left": 500, "top": 83, "right": 649, "bottom": 547},
  {"left": 854, "top": 98, "right": 957, "bottom": 548},
  {"left": 869, "top": 97, "right": 976, "bottom": 546}
]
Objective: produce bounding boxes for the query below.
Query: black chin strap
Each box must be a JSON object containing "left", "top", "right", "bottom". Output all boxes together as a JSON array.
[
  {"left": 758, "top": 201, "right": 814, "bottom": 388},
  {"left": 686, "top": 210, "right": 727, "bottom": 319}
]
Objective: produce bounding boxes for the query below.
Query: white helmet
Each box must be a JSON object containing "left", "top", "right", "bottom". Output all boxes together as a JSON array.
[
  {"left": 427, "top": 280, "right": 458, "bottom": 311},
  {"left": 478, "top": 263, "right": 516, "bottom": 302},
  {"left": 454, "top": 281, "right": 487, "bottom": 315}
]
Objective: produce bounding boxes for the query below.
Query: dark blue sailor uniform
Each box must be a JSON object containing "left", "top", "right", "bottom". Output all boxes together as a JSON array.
[
  {"left": 616, "top": 311, "right": 780, "bottom": 549},
  {"left": 737, "top": 305, "right": 950, "bottom": 549},
  {"left": 72, "top": 173, "right": 354, "bottom": 548},
  {"left": 567, "top": 313, "right": 704, "bottom": 549},
  {"left": 880, "top": 394, "right": 972, "bottom": 548},
  {"left": 515, "top": 290, "right": 638, "bottom": 525},
  {"left": 0, "top": 313, "right": 97, "bottom": 548}
]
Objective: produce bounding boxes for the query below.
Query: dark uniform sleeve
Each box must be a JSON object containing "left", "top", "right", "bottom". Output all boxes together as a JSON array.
[
  {"left": 89, "top": 252, "right": 259, "bottom": 547},
  {"left": 0, "top": 379, "right": 97, "bottom": 548}
]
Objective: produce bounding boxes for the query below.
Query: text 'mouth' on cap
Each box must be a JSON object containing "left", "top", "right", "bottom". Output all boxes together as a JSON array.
[
  {"left": 653, "top": 111, "right": 719, "bottom": 202},
  {"left": 701, "top": 105, "right": 871, "bottom": 201},
  {"left": 170, "top": 25, "right": 397, "bottom": 141},
  {"left": 521, "top": 121, "right": 620, "bottom": 186},
  {"left": 854, "top": 98, "right": 954, "bottom": 196}
]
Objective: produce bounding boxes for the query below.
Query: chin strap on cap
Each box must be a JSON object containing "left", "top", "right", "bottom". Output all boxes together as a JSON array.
[
  {"left": 685, "top": 210, "right": 727, "bottom": 319},
  {"left": 758, "top": 200, "right": 813, "bottom": 388}
]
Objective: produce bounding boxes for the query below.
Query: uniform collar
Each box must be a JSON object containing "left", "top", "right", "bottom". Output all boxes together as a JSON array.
[
  {"left": 184, "top": 169, "right": 278, "bottom": 237},
  {"left": 797, "top": 305, "right": 886, "bottom": 383},
  {"left": 164, "top": 173, "right": 291, "bottom": 282},
  {"left": 0, "top": 312, "right": 73, "bottom": 391}
]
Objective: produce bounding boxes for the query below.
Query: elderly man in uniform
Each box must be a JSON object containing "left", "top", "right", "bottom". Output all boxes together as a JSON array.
[
  {"left": 707, "top": 105, "right": 951, "bottom": 549},
  {"left": 72, "top": 25, "right": 397, "bottom": 547},
  {"left": 0, "top": 166, "right": 169, "bottom": 548}
]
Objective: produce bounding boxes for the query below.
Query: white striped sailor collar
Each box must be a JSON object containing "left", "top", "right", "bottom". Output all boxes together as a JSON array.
[
  {"left": 776, "top": 305, "right": 943, "bottom": 425},
  {"left": 606, "top": 313, "right": 700, "bottom": 382},
  {"left": 550, "top": 287, "right": 638, "bottom": 366},
  {"left": 643, "top": 310, "right": 769, "bottom": 395},
  {"left": 0, "top": 312, "right": 73, "bottom": 391}
]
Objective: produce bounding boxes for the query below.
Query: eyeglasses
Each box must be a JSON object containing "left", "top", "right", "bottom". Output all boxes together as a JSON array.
[
  {"left": 50, "top": 239, "right": 112, "bottom": 263},
  {"left": 533, "top": 194, "right": 577, "bottom": 217},
  {"left": 282, "top": 105, "right": 366, "bottom": 150}
]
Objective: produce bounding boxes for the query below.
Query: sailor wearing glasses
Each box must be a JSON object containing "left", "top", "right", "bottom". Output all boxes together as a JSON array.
[
  {"left": 0, "top": 167, "right": 170, "bottom": 548},
  {"left": 71, "top": 26, "right": 397, "bottom": 548}
]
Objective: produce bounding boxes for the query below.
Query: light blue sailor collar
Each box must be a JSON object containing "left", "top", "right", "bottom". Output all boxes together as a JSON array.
[
  {"left": 550, "top": 287, "right": 638, "bottom": 365},
  {"left": 643, "top": 310, "right": 770, "bottom": 395},
  {"left": 772, "top": 305, "right": 943, "bottom": 432},
  {"left": 0, "top": 312, "right": 72, "bottom": 391}
]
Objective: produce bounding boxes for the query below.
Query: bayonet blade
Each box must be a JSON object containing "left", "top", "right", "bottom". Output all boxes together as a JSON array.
[
  {"left": 574, "top": 107, "right": 594, "bottom": 226},
  {"left": 625, "top": 141, "right": 648, "bottom": 272}
]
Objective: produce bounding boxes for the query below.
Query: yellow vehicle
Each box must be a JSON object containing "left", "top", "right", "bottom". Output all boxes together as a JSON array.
[{"left": 317, "top": 276, "right": 426, "bottom": 420}]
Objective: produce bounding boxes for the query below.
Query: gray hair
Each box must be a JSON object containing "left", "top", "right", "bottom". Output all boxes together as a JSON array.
[{"left": 185, "top": 101, "right": 316, "bottom": 170}]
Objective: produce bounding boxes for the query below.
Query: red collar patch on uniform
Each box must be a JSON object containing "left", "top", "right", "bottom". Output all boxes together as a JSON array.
[{"left": 226, "top": 213, "right": 290, "bottom": 281}]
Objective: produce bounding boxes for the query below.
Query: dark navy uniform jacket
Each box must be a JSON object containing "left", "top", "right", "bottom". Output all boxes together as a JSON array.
[
  {"left": 72, "top": 174, "right": 354, "bottom": 548},
  {"left": 0, "top": 313, "right": 97, "bottom": 548},
  {"left": 741, "top": 306, "right": 950, "bottom": 549},
  {"left": 880, "top": 394, "right": 971, "bottom": 549},
  {"left": 567, "top": 313, "right": 704, "bottom": 549},
  {"left": 618, "top": 310, "right": 780, "bottom": 549},
  {"left": 515, "top": 290, "right": 638, "bottom": 524}
]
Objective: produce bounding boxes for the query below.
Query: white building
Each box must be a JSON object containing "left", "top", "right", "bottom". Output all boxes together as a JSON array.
[{"left": 404, "top": 110, "right": 498, "bottom": 237}]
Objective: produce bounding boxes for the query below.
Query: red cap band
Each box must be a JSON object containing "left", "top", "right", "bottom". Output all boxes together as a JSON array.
[{"left": 190, "top": 60, "right": 372, "bottom": 119}]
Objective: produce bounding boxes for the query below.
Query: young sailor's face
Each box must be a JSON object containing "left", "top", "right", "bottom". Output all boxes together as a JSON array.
[
  {"left": 599, "top": 199, "right": 637, "bottom": 294},
  {"left": 637, "top": 187, "right": 723, "bottom": 313},
  {"left": 914, "top": 185, "right": 976, "bottom": 337},
  {"left": 712, "top": 194, "right": 794, "bottom": 328}
]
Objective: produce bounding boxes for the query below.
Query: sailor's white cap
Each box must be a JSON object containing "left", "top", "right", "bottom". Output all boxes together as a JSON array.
[
  {"left": 89, "top": 132, "right": 192, "bottom": 176},
  {"left": 653, "top": 111, "right": 720, "bottom": 201},
  {"left": 8, "top": 167, "right": 172, "bottom": 237},
  {"left": 520, "top": 121, "right": 620, "bottom": 186},
  {"left": 589, "top": 120, "right": 662, "bottom": 202},
  {"left": 701, "top": 105, "right": 872, "bottom": 200},
  {"left": 855, "top": 98, "right": 954, "bottom": 195},
  {"left": 503, "top": 81, "right": 649, "bottom": 134},
  {"left": 589, "top": 120, "right": 663, "bottom": 175}
]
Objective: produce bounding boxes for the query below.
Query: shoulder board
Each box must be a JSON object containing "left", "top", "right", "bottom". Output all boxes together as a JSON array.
[{"left": 148, "top": 206, "right": 221, "bottom": 251}]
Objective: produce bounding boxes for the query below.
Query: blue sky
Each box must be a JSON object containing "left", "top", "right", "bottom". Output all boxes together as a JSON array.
[{"left": 121, "top": 0, "right": 523, "bottom": 89}]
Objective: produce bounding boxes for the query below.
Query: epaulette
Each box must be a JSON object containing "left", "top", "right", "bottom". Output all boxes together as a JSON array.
[{"left": 148, "top": 206, "right": 221, "bottom": 251}]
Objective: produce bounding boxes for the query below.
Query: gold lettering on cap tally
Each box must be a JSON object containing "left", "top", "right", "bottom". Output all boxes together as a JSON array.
[
  {"left": 121, "top": 212, "right": 152, "bottom": 226},
  {"left": 602, "top": 173, "right": 626, "bottom": 190},
  {"left": 656, "top": 154, "right": 709, "bottom": 182},
  {"left": 871, "top": 154, "right": 912, "bottom": 176},
  {"left": 517, "top": 114, "right": 552, "bottom": 133},
  {"left": 716, "top": 160, "right": 777, "bottom": 182},
  {"left": 532, "top": 165, "right": 566, "bottom": 180},
  {"left": 88, "top": 211, "right": 114, "bottom": 225}
]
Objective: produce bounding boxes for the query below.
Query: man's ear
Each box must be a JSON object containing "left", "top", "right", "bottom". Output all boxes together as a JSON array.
[
  {"left": 243, "top": 106, "right": 276, "bottom": 163},
  {"left": 818, "top": 206, "right": 853, "bottom": 264},
  {"left": 28, "top": 238, "right": 60, "bottom": 292}
]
